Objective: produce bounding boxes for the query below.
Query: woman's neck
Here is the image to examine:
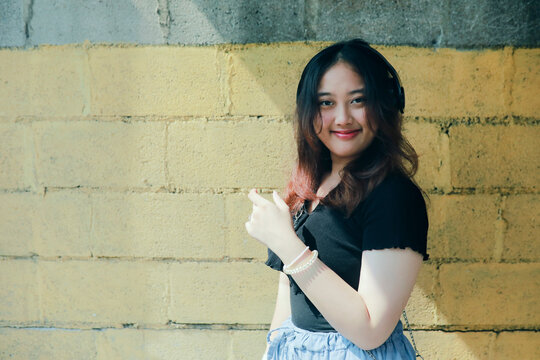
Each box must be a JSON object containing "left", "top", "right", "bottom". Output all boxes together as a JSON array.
[{"left": 317, "top": 172, "right": 342, "bottom": 197}]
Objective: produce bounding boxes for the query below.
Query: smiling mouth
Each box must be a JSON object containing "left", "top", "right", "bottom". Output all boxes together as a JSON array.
[
  {"left": 332, "top": 129, "right": 362, "bottom": 134},
  {"left": 331, "top": 129, "right": 362, "bottom": 139}
]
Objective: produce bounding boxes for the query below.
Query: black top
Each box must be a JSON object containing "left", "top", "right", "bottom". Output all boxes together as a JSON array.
[{"left": 265, "top": 172, "right": 429, "bottom": 332}]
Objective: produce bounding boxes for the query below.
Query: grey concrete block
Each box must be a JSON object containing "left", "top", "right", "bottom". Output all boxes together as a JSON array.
[
  {"left": 0, "top": 0, "right": 26, "bottom": 47},
  {"left": 3, "top": 0, "right": 538, "bottom": 48},
  {"left": 168, "top": 0, "right": 305, "bottom": 45},
  {"left": 29, "top": 0, "right": 164, "bottom": 45},
  {"left": 444, "top": 0, "right": 539, "bottom": 47},
  {"left": 309, "top": 0, "right": 539, "bottom": 47},
  {"left": 307, "top": 0, "right": 447, "bottom": 46}
]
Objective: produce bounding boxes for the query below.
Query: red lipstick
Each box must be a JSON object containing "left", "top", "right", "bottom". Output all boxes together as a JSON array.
[{"left": 332, "top": 129, "right": 361, "bottom": 139}]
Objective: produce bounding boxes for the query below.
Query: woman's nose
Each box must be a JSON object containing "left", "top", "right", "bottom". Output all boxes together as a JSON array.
[{"left": 334, "top": 104, "right": 352, "bottom": 125}]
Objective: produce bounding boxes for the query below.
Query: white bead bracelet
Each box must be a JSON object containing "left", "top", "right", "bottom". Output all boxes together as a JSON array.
[
  {"left": 283, "top": 250, "right": 318, "bottom": 275},
  {"left": 283, "top": 245, "right": 310, "bottom": 269}
]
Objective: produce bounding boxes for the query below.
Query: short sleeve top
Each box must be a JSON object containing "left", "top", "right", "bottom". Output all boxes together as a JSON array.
[{"left": 264, "top": 171, "right": 429, "bottom": 332}]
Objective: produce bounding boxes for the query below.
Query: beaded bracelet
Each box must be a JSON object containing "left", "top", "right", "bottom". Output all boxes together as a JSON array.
[
  {"left": 283, "top": 250, "right": 318, "bottom": 275},
  {"left": 283, "top": 245, "right": 309, "bottom": 270}
]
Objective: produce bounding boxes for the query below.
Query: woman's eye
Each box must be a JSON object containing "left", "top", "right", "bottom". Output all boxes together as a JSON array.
[
  {"left": 352, "top": 97, "right": 366, "bottom": 104},
  {"left": 319, "top": 100, "right": 333, "bottom": 106}
]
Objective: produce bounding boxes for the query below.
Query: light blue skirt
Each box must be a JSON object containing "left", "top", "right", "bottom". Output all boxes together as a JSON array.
[{"left": 266, "top": 316, "right": 416, "bottom": 360}]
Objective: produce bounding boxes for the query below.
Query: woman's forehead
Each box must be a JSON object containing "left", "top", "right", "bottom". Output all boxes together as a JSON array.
[{"left": 318, "top": 62, "right": 365, "bottom": 92}]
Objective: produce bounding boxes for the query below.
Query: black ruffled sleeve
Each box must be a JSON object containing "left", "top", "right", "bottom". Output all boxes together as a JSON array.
[
  {"left": 359, "top": 174, "right": 429, "bottom": 260},
  {"left": 265, "top": 247, "right": 284, "bottom": 272}
]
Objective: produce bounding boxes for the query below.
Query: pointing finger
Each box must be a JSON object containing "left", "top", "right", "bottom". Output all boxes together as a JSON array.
[{"left": 247, "top": 188, "right": 270, "bottom": 207}]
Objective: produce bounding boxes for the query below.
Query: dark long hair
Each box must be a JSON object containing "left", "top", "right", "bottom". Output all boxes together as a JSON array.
[{"left": 284, "top": 39, "right": 425, "bottom": 217}]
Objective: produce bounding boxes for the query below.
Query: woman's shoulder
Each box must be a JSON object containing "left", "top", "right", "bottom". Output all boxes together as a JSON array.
[
  {"left": 354, "top": 171, "right": 426, "bottom": 215},
  {"left": 370, "top": 171, "right": 423, "bottom": 199},
  {"left": 353, "top": 171, "right": 430, "bottom": 260}
]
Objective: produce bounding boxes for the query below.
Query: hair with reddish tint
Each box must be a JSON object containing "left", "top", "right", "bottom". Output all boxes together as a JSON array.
[{"left": 283, "top": 39, "right": 426, "bottom": 218}]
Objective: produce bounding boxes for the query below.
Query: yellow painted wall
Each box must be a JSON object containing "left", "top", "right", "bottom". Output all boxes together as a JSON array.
[{"left": 0, "top": 42, "right": 539, "bottom": 359}]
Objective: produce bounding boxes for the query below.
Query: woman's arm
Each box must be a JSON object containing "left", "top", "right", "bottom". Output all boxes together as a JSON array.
[
  {"left": 246, "top": 189, "right": 423, "bottom": 350},
  {"left": 262, "top": 272, "right": 291, "bottom": 359},
  {"left": 269, "top": 272, "right": 292, "bottom": 336},
  {"left": 277, "top": 237, "right": 422, "bottom": 350}
]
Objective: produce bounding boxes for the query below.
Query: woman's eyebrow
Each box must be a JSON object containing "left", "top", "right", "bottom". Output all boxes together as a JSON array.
[{"left": 317, "top": 88, "right": 365, "bottom": 97}]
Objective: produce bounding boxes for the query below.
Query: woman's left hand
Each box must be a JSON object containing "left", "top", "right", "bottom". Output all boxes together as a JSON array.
[{"left": 245, "top": 189, "right": 295, "bottom": 252}]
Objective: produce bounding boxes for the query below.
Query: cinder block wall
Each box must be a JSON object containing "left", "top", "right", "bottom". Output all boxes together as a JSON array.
[{"left": 1, "top": 1, "right": 539, "bottom": 359}]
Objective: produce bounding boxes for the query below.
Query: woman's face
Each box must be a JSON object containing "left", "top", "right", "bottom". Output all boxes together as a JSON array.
[{"left": 314, "top": 61, "right": 377, "bottom": 167}]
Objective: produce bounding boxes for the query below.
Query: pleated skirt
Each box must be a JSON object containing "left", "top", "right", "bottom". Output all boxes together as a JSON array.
[{"left": 266, "top": 316, "right": 416, "bottom": 360}]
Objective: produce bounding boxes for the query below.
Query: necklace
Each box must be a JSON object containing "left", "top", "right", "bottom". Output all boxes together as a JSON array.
[{"left": 292, "top": 204, "right": 307, "bottom": 227}]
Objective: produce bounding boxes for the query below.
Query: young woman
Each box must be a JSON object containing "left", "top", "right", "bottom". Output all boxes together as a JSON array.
[{"left": 245, "top": 39, "right": 429, "bottom": 360}]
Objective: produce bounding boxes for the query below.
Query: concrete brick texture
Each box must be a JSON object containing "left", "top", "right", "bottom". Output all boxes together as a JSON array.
[
  {"left": 0, "top": 260, "right": 40, "bottom": 323},
  {"left": 168, "top": 262, "right": 276, "bottom": 324},
  {"left": 228, "top": 43, "right": 321, "bottom": 115},
  {"left": 427, "top": 194, "right": 501, "bottom": 260},
  {"left": 0, "top": 41, "right": 539, "bottom": 359},
  {"left": 91, "top": 192, "right": 227, "bottom": 259},
  {"left": 393, "top": 47, "right": 507, "bottom": 118},
  {"left": 0, "top": 193, "right": 39, "bottom": 256},
  {"left": 29, "top": 0, "right": 164, "bottom": 45},
  {"left": 503, "top": 194, "right": 540, "bottom": 261},
  {"left": 0, "top": 191, "right": 94, "bottom": 257},
  {"left": 94, "top": 328, "right": 235, "bottom": 360},
  {"left": 0, "top": 123, "right": 35, "bottom": 190},
  {"left": 438, "top": 263, "right": 540, "bottom": 326},
  {"left": 2, "top": 0, "right": 538, "bottom": 47},
  {"left": 444, "top": 0, "right": 539, "bottom": 47},
  {"left": 0, "top": 47, "right": 89, "bottom": 116},
  {"left": 402, "top": 120, "right": 450, "bottom": 191},
  {"left": 493, "top": 332, "right": 540, "bottom": 359},
  {"left": 449, "top": 124, "right": 540, "bottom": 188},
  {"left": 0, "top": 327, "right": 268, "bottom": 360},
  {"left": 0, "top": 327, "right": 98, "bottom": 360},
  {"left": 512, "top": 49, "right": 540, "bottom": 118},
  {"left": 167, "top": 118, "right": 296, "bottom": 189},
  {"left": 89, "top": 46, "right": 227, "bottom": 116},
  {"left": 311, "top": 0, "right": 539, "bottom": 47},
  {"left": 32, "top": 120, "right": 166, "bottom": 188},
  {"left": 0, "top": 0, "right": 25, "bottom": 47},
  {"left": 168, "top": 0, "right": 305, "bottom": 45},
  {"left": 407, "top": 331, "right": 494, "bottom": 360},
  {"left": 39, "top": 260, "right": 170, "bottom": 326}
]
